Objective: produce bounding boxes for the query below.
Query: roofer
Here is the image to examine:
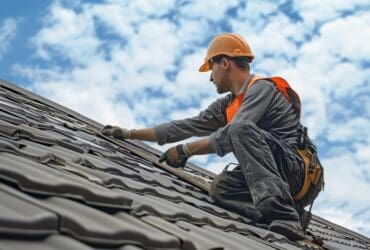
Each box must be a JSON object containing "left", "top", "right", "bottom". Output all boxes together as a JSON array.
[{"left": 102, "top": 33, "right": 324, "bottom": 241}]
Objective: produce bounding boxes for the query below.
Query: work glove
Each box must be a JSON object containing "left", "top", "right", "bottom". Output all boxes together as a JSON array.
[
  {"left": 159, "top": 144, "right": 189, "bottom": 168},
  {"left": 101, "top": 125, "right": 131, "bottom": 140}
]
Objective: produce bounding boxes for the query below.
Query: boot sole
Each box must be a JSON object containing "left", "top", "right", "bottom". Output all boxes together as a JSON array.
[{"left": 269, "top": 223, "right": 305, "bottom": 241}]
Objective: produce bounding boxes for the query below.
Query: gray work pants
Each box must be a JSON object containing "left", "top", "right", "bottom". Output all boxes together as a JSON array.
[{"left": 210, "top": 121, "right": 305, "bottom": 224}]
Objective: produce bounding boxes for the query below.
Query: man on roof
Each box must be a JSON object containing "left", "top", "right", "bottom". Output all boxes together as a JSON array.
[{"left": 102, "top": 33, "right": 324, "bottom": 241}]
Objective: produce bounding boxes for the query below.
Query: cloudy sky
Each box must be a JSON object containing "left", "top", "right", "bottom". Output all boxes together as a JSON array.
[{"left": 1, "top": 0, "right": 369, "bottom": 237}]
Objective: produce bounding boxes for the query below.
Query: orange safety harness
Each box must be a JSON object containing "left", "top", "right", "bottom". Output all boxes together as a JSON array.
[
  {"left": 226, "top": 76, "right": 301, "bottom": 123},
  {"left": 225, "top": 76, "right": 324, "bottom": 206}
]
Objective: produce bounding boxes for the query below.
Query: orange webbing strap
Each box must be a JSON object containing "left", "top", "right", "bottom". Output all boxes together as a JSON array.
[
  {"left": 251, "top": 76, "right": 301, "bottom": 117},
  {"left": 226, "top": 76, "right": 302, "bottom": 123},
  {"left": 226, "top": 94, "right": 244, "bottom": 123},
  {"left": 270, "top": 77, "right": 291, "bottom": 100},
  {"left": 294, "top": 149, "right": 323, "bottom": 201},
  {"left": 270, "top": 77, "right": 301, "bottom": 117}
]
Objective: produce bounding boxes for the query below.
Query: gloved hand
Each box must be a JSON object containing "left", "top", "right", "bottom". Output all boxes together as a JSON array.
[
  {"left": 101, "top": 125, "right": 131, "bottom": 140},
  {"left": 158, "top": 144, "right": 189, "bottom": 168}
]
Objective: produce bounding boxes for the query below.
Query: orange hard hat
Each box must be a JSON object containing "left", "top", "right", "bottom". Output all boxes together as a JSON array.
[{"left": 198, "top": 33, "right": 254, "bottom": 72}]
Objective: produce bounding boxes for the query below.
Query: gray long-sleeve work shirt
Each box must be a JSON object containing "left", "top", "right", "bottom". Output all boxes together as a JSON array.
[{"left": 154, "top": 78, "right": 300, "bottom": 157}]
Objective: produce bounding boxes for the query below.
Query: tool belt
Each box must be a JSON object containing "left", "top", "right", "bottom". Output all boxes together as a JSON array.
[{"left": 293, "top": 126, "right": 325, "bottom": 206}]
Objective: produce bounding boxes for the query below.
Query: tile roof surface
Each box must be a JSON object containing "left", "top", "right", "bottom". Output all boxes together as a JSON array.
[{"left": 0, "top": 78, "right": 369, "bottom": 250}]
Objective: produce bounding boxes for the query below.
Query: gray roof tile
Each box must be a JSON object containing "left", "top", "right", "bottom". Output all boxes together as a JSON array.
[
  {"left": 0, "top": 235, "right": 93, "bottom": 250},
  {"left": 176, "top": 221, "right": 277, "bottom": 250},
  {"left": 40, "top": 196, "right": 180, "bottom": 248},
  {"left": 0, "top": 184, "right": 58, "bottom": 236},
  {"left": 142, "top": 215, "right": 224, "bottom": 250},
  {"left": 0, "top": 152, "right": 132, "bottom": 209}
]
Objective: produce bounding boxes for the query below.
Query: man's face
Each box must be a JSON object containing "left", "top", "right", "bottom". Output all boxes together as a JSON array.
[{"left": 209, "top": 58, "right": 229, "bottom": 94}]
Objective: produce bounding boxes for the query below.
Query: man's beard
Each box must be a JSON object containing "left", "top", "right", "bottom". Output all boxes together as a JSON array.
[{"left": 216, "top": 84, "right": 227, "bottom": 94}]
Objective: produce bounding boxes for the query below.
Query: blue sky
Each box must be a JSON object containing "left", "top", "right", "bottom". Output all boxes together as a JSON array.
[{"left": 1, "top": 0, "right": 370, "bottom": 236}]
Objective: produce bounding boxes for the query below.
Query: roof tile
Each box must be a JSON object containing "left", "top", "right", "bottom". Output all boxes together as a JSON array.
[
  {"left": 0, "top": 153, "right": 132, "bottom": 209},
  {"left": 0, "top": 184, "right": 58, "bottom": 236}
]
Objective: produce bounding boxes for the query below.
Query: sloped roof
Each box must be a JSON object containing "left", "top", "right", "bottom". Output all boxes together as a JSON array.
[{"left": 0, "top": 78, "right": 369, "bottom": 250}]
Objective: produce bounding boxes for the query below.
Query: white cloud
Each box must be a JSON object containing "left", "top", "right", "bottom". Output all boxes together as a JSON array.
[
  {"left": 113, "top": 0, "right": 175, "bottom": 17},
  {"left": 176, "top": 19, "right": 210, "bottom": 47},
  {"left": 31, "top": 2, "right": 101, "bottom": 62},
  {"left": 327, "top": 117, "right": 370, "bottom": 143},
  {"left": 13, "top": 59, "right": 136, "bottom": 128},
  {"left": 319, "top": 12, "right": 370, "bottom": 63},
  {"left": 293, "top": 0, "right": 370, "bottom": 29},
  {"left": 244, "top": 14, "right": 303, "bottom": 60},
  {"left": 179, "top": 0, "right": 239, "bottom": 21},
  {"left": 201, "top": 154, "right": 239, "bottom": 174},
  {"left": 319, "top": 153, "right": 370, "bottom": 203},
  {"left": 125, "top": 19, "right": 179, "bottom": 76},
  {"left": 89, "top": 2, "right": 136, "bottom": 37},
  {"left": 164, "top": 50, "right": 213, "bottom": 101},
  {"left": 0, "top": 18, "right": 17, "bottom": 59},
  {"left": 355, "top": 144, "right": 370, "bottom": 163},
  {"left": 313, "top": 150, "right": 370, "bottom": 235},
  {"left": 314, "top": 207, "right": 370, "bottom": 235},
  {"left": 235, "top": 0, "right": 280, "bottom": 29}
]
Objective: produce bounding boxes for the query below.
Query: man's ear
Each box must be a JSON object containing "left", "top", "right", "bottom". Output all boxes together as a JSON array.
[{"left": 222, "top": 58, "right": 229, "bottom": 69}]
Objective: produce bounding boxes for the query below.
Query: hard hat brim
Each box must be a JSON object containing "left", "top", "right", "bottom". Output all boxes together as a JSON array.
[{"left": 198, "top": 61, "right": 209, "bottom": 72}]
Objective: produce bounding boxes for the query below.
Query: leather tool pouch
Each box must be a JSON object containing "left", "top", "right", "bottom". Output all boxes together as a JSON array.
[{"left": 294, "top": 126, "right": 325, "bottom": 206}]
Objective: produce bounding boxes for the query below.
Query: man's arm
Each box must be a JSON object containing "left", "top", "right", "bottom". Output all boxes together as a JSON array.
[
  {"left": 102, "top": 124, "right": 215, "bottom": 168},
  {"left": 101, "top": 126, "right": 158, "bottom": 142},
  {"left": 154, "top": 96, "right": 230, "bottom": 145},
  {"left": 102, "top": 95, "right": 229, "bottom": 169},
  {"left": 102, "top": 127, "right": 216, "bottom": 155},
  {"left": 102, "top": 95, "right": 230, "bottom": 145},
  {"left": 186, "top": 137, "right": 215, "bottom": 156},
  {"left": 130, "top": 128, "right": 157, "bottom": 141}
]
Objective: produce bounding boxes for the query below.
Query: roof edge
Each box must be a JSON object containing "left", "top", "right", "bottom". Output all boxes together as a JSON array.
[
  {"left": 0, "top": 78, "right": 102, "bottom": 128},
  {"left": 312, "top": 214, "right": 370, "bottom": 243},
  {"left": 0, "top": 78, "right": 216, "bottom": 178}
]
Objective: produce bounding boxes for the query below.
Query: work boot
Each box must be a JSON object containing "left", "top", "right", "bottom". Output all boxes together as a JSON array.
[
  {"left": 256, "top": 196, "right": 305, "bottom": 240},
  {"left": 269, "top": 220, "right": 305, "bottom": 241}
]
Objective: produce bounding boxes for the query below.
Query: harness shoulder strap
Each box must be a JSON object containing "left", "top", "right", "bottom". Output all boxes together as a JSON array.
[
  {"left": 271, "top": 77, "right": 302, "bottom": 117},
  {"left": 226, "top": 76, "right": 302, "bottom": 123},
  {"left": 249, "top": 76, "right": 302, "bottom": 117}
]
